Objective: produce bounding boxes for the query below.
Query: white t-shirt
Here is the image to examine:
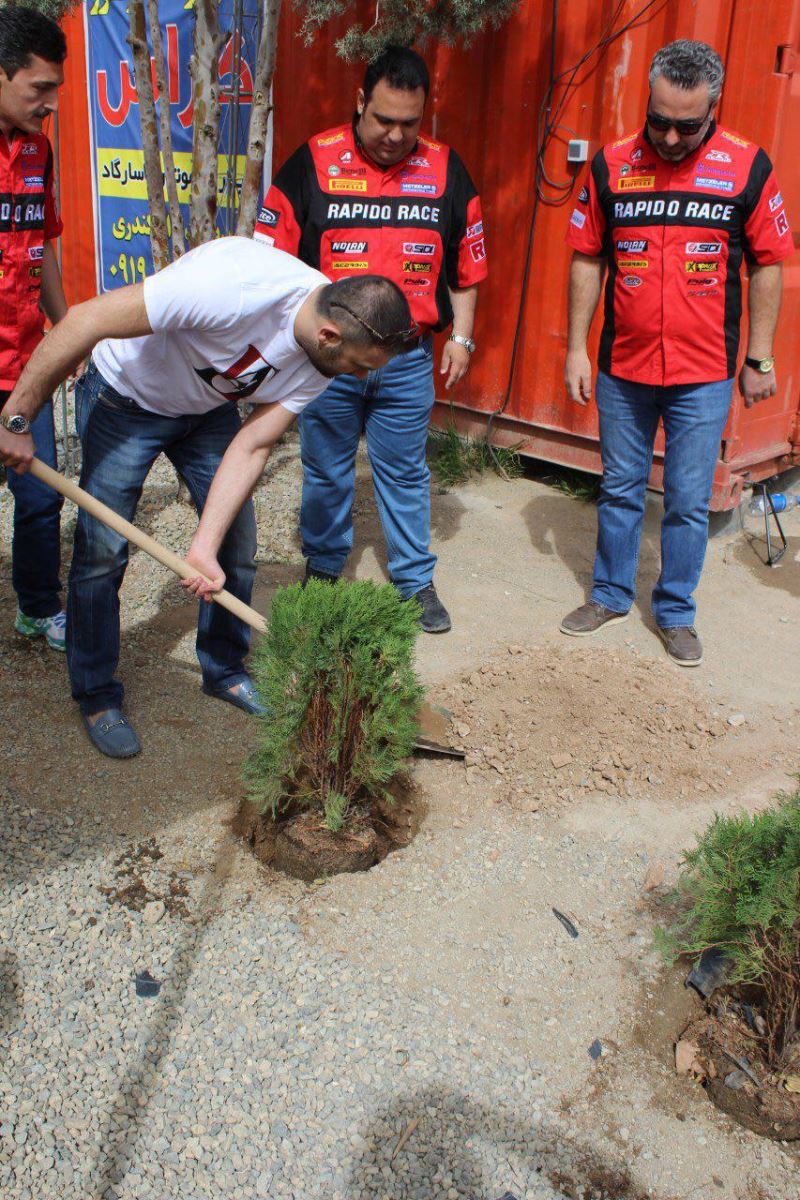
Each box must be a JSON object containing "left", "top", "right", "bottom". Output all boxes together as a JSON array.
[{"left": 92, "top": 238, "right": 331, "bottom": 418}]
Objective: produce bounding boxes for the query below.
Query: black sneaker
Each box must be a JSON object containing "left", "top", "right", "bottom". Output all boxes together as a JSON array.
[
  {"left": 413, "top": 583, "right": 452, "bottom": 634},
  {"left": 302, "top": 562, "right": 339, "bottom": 587}
]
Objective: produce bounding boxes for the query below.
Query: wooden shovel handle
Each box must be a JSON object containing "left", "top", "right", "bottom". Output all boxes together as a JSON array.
[{"left": 29, "top": 457, "right": 268, "bottom": 635}]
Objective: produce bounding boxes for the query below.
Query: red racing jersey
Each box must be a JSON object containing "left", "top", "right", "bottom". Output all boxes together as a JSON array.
[
  {"left": 566, "top": 122, "right": 792, "bottom": 386},
  {"left": 0, "top": 130, "right": 62, "bottom": 389},
  {"left": 254, "top": 121, "right": 487, "bottom": 335}
]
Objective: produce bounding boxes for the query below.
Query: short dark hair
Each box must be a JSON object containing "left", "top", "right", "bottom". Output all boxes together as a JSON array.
[
  {"left": 0, "top": 4, "right": 67, "bottom": 79},
  {"left": 363, "top": 45, "right": 429, "bottom": 106},
  {"left": 318, "top": 276, "right": 413, "bottom": 355}
]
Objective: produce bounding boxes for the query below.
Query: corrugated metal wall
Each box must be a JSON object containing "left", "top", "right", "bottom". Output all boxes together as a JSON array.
[{"left": 59, "top": 0, "right": 799, "bottom": 507}]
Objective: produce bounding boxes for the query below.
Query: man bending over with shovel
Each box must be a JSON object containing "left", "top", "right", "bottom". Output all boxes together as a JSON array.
[{"left": 0, "top": 237, "right": 412, "bottom": 758}]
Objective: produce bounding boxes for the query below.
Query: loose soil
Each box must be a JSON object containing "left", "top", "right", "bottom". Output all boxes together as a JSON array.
[
  {"left": 233, "top": 775, "right": 426, "bottom": 880},
  {"left": 679, "top": 998, "right": 800, "bottom": 1141}
]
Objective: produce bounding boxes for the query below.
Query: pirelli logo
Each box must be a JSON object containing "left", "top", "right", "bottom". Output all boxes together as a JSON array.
[
  {"left": 328, "top": 178, "right": 367, "bottom": 193},
  {"left": 332, "top": 259, "right": 368, "bottom": 270},
  {"left": 617, "top": 175, "right": 655, "bottom": 191},
  {"left": 403, "top": 260, "right": 431, "bottom": 273},
  {"left": 685, "top": 260, "right": 719, "bottom": 272},
  {"left": 618, "top": 258, "right": 648, "bottom": 269}
]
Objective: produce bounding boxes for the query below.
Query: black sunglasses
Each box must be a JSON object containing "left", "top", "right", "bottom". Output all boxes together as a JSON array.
[
  {"left": 646, "top": 103, "right": 713, "bottom": 137},
  {"left": 330, "top": 300, "right": 419, "bottom": 344}
]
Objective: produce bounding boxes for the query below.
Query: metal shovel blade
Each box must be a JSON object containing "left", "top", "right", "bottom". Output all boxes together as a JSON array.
[{"left": 414, "top": 702, "right": 465, "bottom": 758}]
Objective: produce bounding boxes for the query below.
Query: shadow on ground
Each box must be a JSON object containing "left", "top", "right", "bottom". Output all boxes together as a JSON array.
[{"left": 343, "top": 1083, "right": 653, "bottom": 1200}]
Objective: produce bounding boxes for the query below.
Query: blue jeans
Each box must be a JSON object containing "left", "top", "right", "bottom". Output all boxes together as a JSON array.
[
  {"left": 299, "top": 338, "right": 436, "bottom": 598},
  {"left": 5, "top": 395, "right": 63, "bottom": 618},
  {"left": 68, "top": 363, "right": 257, "bottom": 716},
  {"left": 591, "top": 371, "right": 733, "bottom": 627}
]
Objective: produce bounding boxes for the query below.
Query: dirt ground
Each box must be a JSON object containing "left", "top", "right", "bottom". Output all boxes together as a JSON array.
[{"left": 2, "top": 436, "right": 800, "bottom": 1198}]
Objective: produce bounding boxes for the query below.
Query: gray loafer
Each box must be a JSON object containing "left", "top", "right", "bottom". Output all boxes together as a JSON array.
[
  {"left": 202, "top": 678, "right": 266, "bottom": 716},
  {"left": 83, "top": 708, "right": 142, "bottom": 758}
]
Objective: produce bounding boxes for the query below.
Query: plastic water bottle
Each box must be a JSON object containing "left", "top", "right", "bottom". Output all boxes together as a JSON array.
[{"left": 748, "top": 492, "right": 799, "bottom": 515}]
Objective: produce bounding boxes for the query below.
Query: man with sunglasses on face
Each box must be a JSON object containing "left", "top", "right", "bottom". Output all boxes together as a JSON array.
[
  {"left": 254, "top": 45, "right": 488, "bottom": 633},
  {"left": 561, "top": 40, "right": 791, "bottom": 666}
]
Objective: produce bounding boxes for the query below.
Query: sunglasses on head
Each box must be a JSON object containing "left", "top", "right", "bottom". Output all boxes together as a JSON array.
[
  {"left": 330, "top": 300, "right": 419, "bottom": 344},
  {"left": 646, "top": 104, "right": 713, "bottom": 137}
]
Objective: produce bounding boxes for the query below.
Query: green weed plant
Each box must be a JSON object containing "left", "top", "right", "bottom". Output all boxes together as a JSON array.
[
  {"left": 245, "top": 580, "right": 423, "bottom": 834},
  {"left": 427, "top": 418, "right": 522, "bottom": 491}
]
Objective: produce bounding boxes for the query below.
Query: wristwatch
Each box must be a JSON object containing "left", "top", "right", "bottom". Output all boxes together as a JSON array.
[
  {"left": 745, "top": 355, "right": 775, "bottom": 374},
  {"left": 449, "top": 333, "right": 476, "bottom": 354},
  {"left": 0, "top": 413, "right": 30, "bottom": 434}
]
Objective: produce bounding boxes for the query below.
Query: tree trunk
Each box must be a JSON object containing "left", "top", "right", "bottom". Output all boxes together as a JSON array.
[
  {"left": 147, "top": 0, "right": 186, "bottom": 257},
  {"left": 127, "top": 0, "right": 169, "bottom": 271},
  {"left": 236, "top": 0, "right": 282, "bottom": 237},
  {"left": 189, "top": 0, "right": 224, "bottom": 248}
]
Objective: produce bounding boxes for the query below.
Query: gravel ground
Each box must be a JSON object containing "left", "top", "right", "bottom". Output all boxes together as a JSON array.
[{"left": 2, "top": 427, "right": 800, "bottom": 1200}]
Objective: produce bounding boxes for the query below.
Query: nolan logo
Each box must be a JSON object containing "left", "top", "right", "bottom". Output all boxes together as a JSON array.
[
  {"left": 331, "top": 241, "right": 368, "bottom": 254},
  {"left": 615, "top": 239, "right": 648, "bottom": 253}
]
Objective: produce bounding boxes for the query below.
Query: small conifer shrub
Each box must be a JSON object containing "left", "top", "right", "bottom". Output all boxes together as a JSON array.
[
  {"left": 659, "top": 787, "right": 800, "bottom": 1066},
  {"left": 245, "top": 580, "right": 423, "bottom": 833}
]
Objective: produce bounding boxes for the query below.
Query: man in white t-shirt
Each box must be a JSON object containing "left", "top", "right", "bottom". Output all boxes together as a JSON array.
[{"left": 0, "top": 237, "right": 413, "bottom": 758}]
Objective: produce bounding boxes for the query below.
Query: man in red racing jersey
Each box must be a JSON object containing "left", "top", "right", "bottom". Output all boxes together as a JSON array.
[
  {"left": 254, "top": 45, "right": 488, "bottom": 633},
  {"left": 0, "top": 6, "right": 68, "bottom": 651},
  {"left": 560, "top": 39, "right": 791, "bottom": 666}
]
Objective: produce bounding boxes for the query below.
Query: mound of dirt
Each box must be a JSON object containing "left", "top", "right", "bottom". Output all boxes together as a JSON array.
[{"left": 437, "top": 642, "right": 739, "bottom": 812}]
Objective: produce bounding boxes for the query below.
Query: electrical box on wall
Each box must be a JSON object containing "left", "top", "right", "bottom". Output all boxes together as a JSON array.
[{"left": 567, "top": 138, "right": 589, "bottom": 163}]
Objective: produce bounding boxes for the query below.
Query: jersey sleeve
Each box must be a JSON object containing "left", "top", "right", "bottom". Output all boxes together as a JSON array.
[
  {"left": 43, "top": 143, "right": 63, "bottom": 241},
  {"left": 565, "top": 152, "right": 606, "bottom": 256},
  {"left": 742, "top": 149, "right": 793, "bottom": 266},
  {"left": 444, "top": 149, "right": 488, "bottom": 289},
  {"left": 143, "top": 242, "right": 244, "bottom": 333},
  {"left": 253, "top": 143, "right": 311, "bottom": 255}
]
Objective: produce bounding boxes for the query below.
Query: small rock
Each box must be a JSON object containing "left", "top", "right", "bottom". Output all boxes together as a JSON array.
[
  {"left": 142, "top": 901, "right": 166, "bottom": 925},
  {"left": 727, "top": 713, "right": 746, "bottom": 728},
  {"left": 724, "top": 1070, "right": 749, "bottom": 1091},
  {"left": 642, "top": 862, "right": 665, "bottom": 892},
  {"left": 551, "top": 752, "right": 573, "bottom": 770}
]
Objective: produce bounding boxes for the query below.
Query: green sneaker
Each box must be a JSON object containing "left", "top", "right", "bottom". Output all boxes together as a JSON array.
[{"left": 15, "top": 608, "right": 67, "bottom": 652}]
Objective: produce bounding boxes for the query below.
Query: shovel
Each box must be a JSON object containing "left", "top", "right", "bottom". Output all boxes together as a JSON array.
[{"left": 28, "top": 457, "right": 462, "bottom": 755}]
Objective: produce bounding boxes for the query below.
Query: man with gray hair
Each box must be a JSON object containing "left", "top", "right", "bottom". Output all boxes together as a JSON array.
[{"left": 561, "top": 39, "right": 791, "bottom": 666}]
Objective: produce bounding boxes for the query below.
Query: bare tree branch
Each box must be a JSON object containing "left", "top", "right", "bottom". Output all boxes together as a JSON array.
[
  {"left": 189, "top": 0, "right": 224, "bottom": 247},
  {"left": 236, "top": 0, "right": 282, "bottom": 237},
  {"left": 128, "top": 0, "right": 170, "bottom": 270},
  {"left": 147, "top": 0, "right": 186, "bottom": 257}
]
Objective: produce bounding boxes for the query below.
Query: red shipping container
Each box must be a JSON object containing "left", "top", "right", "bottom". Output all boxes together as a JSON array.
[{"left": 57, "top": 0, "right": 798, "bottom": 509}]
